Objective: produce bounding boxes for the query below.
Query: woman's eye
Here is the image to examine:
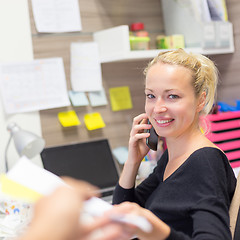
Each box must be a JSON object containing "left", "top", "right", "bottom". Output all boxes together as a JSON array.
[
  {"left": 169, "top": 94, "right": 179, "bottom": 99},
  {"left": 146, "top": 94, "right": 155, "bottom": 99}
]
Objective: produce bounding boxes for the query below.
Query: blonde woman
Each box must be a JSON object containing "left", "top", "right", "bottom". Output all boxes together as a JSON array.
[{"left": 111, "top": 49, "right": 236, "bottom": 240}]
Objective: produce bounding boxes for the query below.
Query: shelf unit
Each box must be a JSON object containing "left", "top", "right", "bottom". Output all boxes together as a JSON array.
[{"left": 93, "top": 25, "right": 234, "bottom": 63}]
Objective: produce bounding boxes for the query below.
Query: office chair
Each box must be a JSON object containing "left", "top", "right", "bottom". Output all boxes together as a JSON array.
[{"left": 229, "top": 172, "right": 240, "bottom": 240}]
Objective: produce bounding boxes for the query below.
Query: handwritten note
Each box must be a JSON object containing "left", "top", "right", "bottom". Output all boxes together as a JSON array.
[
  {"left": 109, "top": 86, "right": 133, "bottom": 111},
  {"left": 31, "top": 0, "right": 82, "bottom": 33},
  {"left": 84, "top": 112, "right": 105, "bottom": 130},
  {"left": 0, "top": 58, "right": 70, "bottom": 114},
  {"left": 71, "top": 42, "right": 102, "bottom": 92},
  {"left": 58, "top": 110, "right": 81, "bottom": 127}
]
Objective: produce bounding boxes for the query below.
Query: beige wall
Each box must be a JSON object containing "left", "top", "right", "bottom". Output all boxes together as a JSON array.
[{"left": 28, "top": 0, "right": 240, "bottom": 150}]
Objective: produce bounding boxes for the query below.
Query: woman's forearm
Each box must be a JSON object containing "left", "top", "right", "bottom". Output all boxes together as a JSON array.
[{"left": 119, "top": 160, "right": 141, "bottom": 189}]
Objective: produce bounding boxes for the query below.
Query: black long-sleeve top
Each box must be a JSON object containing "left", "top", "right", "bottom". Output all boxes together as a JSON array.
[{"left": 113, "top": 147, "right": 236, "bottom": 240}]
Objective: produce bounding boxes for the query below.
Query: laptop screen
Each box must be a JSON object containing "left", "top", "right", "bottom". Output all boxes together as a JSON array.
[{"left": 40, "top": 139, "right": 119, "bottom": 189}]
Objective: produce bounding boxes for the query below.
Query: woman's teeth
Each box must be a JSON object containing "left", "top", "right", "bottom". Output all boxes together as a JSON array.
[{"left": 156, "top": 119, "right": 173, "bottom": 124}]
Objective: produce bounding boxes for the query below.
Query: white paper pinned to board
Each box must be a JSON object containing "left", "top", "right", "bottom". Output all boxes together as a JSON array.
[
  {"left": 71, "top": 42, "right": 102, "bottom": 92},
  {"left": 0, "top": 58, "right": 70, "bottom": 114},
  {"left": 31, "top": 0, "right": 82, "bottom": 33}
]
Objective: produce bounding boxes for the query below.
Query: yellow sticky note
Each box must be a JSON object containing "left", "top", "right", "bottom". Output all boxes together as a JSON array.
[
  {"left": 58, "top": 110, "right": 81, "bottom": 127},
  {"left": 84, "top": 112, "right": 105, "bottom": 130},
  {"left": 0, "top": 174, "right": 42, "bottom": 203},
  {"left": 109, "top": 86, "right": 133, "bottom": 111}
]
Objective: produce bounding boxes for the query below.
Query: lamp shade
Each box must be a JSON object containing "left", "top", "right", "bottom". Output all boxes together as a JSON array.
[{"left": 7, "top": 123, "right": 45, "bottom": 159}]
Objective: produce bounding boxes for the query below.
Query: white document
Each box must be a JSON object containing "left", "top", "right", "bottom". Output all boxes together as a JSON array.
[
  {"left": 0, "top": 58, "right": 70, "bottom": 114},
  {"left": 7, "top": 156, "right": 66, "bottom": 196},
  {"left": 31, "top": 0, "right": 82, "bottom": 33},
  {"left": 71, "top": 42, "right": 102, "bottom": 92}
]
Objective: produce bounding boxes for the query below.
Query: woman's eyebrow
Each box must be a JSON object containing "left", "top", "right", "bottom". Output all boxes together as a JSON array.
[{"left": 145, "top": 88, "right": 154, "bottom": 92}]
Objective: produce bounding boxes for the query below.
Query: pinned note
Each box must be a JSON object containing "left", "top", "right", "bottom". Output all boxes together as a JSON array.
[
  {"left": 109, "top": 86, "right": 133, "bottom": 111},
  {"left": 68, "top": 90, "right": 89, "bottom": 106},
  {"left": 58, "top": 110, "right": 81, "bottom": 127},
  {"left": 88, "top": 89, "right": 108, "bottom": 107},
  {"left": 84, "top": 112, "right": 105, "bottom": 130},
  {"left": 71, "top": 42, "right": 102, "bottom": 92},
  {"left": 31, "top": 0, "right": 82, "bottom": 33},
  {"left": 0, "top": 58, "right": 70, "bottom": 114}
]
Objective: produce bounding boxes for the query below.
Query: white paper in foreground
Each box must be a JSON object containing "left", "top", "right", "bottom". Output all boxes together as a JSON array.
[
  {"left": 5, "top": 157, "right": 152, "bottom": 233},
  {"left": 0, "top": 58, "right": 70, "bottom": 114},
  {"left": 6, "top": 156, "right": 66, "bottom": 195},
  {"left": 31, "top": 0, "right": 82, "bottom": 33},
  {"left": 71, "top": 42, "right": 102, "bottom": 92}
]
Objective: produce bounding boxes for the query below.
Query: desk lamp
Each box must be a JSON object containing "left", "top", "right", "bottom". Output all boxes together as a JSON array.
[{"left": 4, "top": 122, "right": 45, "bottom": 172}]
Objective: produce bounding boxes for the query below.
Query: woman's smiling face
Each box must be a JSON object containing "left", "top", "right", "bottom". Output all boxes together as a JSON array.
[{"left": 145, "top": 62, "right": 201, "bottom": 139}]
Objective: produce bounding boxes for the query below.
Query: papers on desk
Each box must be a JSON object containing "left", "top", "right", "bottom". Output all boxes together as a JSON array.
[
  {"left": 0, "top": 58, "right": 70, "bottom": 114},
  {"left": 31, "top": 0, "right": 82, "bottom": 33}
]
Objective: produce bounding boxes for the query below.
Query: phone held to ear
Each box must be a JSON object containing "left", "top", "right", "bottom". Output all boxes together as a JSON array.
[{"left": 146, "top": 119, "right": 158, "bottom": 151}]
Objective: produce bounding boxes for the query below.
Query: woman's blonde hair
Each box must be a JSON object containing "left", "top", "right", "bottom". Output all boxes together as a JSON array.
[{"left": 144, "top": 48, "right": 218, "bottom": 115}]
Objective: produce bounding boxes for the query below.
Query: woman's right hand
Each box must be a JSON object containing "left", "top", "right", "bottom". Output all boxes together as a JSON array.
[
  {"left": 119, "top": 113, "right": 152, "bottom": 188},
  {"left": 128, "top": 113, "right": 152, "bottom": 165}
]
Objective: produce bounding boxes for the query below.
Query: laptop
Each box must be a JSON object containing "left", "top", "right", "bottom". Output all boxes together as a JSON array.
[{"left": 40, "top": 139, "right": 120, "bottom": 203}]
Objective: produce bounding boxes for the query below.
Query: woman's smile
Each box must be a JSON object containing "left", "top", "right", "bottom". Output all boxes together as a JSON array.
[{"left": 155, "top": 118, "right": 174, "bottom": 127}]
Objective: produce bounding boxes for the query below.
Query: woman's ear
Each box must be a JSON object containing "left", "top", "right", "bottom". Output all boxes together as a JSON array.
[{"left": 197, "top": 92, "right": 206, "bottom": 113}]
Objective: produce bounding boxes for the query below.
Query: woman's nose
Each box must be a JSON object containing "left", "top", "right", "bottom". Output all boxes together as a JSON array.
[{"left": 154, "top": 99, "right": 167, "bottom": 113}]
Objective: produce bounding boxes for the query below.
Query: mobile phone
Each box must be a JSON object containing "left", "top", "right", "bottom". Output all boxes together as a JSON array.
[{"left": 146, "top": 119, "right": 158, "bottom": 151}]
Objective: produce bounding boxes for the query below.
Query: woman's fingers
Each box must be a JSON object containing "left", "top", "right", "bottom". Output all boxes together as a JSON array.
[
  {"left": 132, "top": 113, "right": 148, "bottom": 126},
  {"left": 130, "top": 114, "right": 151, "bottom": 137}
]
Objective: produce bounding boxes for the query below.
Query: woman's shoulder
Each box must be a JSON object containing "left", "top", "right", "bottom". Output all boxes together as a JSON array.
[
  {"left": 190, "top": 147, "right": 236, "bottom": 204},
  {"left": 189, "top": 147, "right": 236, "bottom": 183},
  {"left": 190, "top": 147, "right": 229, "bottom": 168},
  {"left": 192, "top": 146, "right": 226, "bottom": 158}
]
